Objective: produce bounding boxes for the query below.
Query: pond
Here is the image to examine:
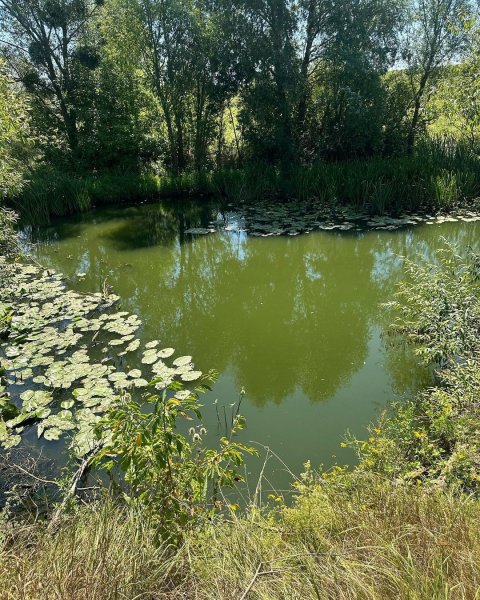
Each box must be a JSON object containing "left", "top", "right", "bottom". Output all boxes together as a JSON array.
[{"left": 24, "top": 200, "right": 480, "bottom": 495}]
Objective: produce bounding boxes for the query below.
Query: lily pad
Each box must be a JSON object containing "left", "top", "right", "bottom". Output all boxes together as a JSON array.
[
  {"left": 158, "top": 347, "right": 175, "bottom": 358},
  {"left": 173, "top": 355, "right": 193, "bottom": 367}
]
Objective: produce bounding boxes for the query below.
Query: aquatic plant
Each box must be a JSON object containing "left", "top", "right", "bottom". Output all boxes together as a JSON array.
[
  {"left": 0, "top": 258, "right": 255, "bottom": 539},
  {"left": 0, "top": 262, "right": 211, "bottom": 457}
]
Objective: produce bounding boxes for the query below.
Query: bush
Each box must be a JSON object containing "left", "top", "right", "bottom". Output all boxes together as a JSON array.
[{"left": 355, "top": 244, "right": 480, "bottom": 492}]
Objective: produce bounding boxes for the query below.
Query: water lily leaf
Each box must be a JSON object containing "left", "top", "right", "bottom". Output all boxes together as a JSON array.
[
  {"left": 3, "top": 433, "right": 21, "bottom": 448},
  {"left": 158, "top": 348, "right": 175, "bottom": 358},
  {"left": 133, "top": 378, "right": 148, "bottom": 388},
  {"left": 0, "top": 421, "right": 9, "bottom": 443},
  {"left": 128, "top": 369, "right": 142, "bottom": 379},
  {"left": 20, "top": 390, "right": 53, "bottom": 412},
  {"left": 125, "top": 339, "right": 140, "bottom": 353},
  {"left": 4, "top": 346, "right": 20, "bottom": 358},
  {"left": 82, "top": 397, "right": 102, "bottom": 408},
  {"left": 173, "top": 356, "right": 192, "bottom": 367},
  {"left": 44, "top": 427, "right": 62, "bottom": 441},
  {"left": 108, "top": 372, "right": 128, "bottom": 382},
  {"left": 57, "top": 410, "right": 73, "bottom": 420},
  {"left": 185, "top": 227, "right": 212, "bottom": 234},
  {"left": 141, "top": 353, "right": 158, "bottom": 365},
  {"left": 181, "top": 371, "right": 203, "bottom": 382},
  {"left": 61, "top": 400, "right": 75, "bottom": 409},
  {"left": 36, "top": 407, "right": 52, "bottom": 419},
  {"left": 145, "top": 340, "right": 159, "bottom": 349},
  {"left": 113, "top": 379, "right": 131, "bottom": 390},
  {"left": 6, "top": 412, "right": 34, "bottom": 428}
]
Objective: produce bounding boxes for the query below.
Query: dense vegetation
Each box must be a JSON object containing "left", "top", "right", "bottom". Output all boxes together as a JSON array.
[
  {"left": 1, "top": 1, "right": 480, "bottom": 598},
  {"left": 1, "top": 0, "right": 480, "bottom": 218}
]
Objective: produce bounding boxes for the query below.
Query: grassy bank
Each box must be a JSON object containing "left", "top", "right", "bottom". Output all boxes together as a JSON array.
[
  {"left": 11, "top": 139, "right": 480, "bottom": 222},
  {"left": 1, "top": 474, "right": 479, "bottom": 599}
]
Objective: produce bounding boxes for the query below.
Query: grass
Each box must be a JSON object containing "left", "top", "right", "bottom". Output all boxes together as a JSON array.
[
  {"left": 1, "top": 474, "right": 480, "bottom": 599},
  {"left": 9, "top": 138, "right": 480, "bottom": 223}
]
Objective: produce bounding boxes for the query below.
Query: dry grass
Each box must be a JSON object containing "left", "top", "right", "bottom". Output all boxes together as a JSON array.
[
  {"left": 183, "top": 473, "right": 480, "bottom": 599},
  {"left": 0, "top": 500, "right": 178, "bottom": 600},
  {"left": 1, "top": 474, "right": 480, "bottom": 599}
]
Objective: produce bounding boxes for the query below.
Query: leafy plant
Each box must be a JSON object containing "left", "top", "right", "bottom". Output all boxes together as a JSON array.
[
  {"left": 385, "top": 241, "right": 480, "bottom": 367},
  {"left": 93, "top": 374, "right": 256, "bottom": 541},
  {"left": 354, "top": 243, "right": 480, "bottom": 492}
]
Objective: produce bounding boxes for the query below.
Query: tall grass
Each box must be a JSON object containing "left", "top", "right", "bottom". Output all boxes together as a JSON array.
[
  {"left": 1, "top": 474, "right": 479, "bottom": 599},
  {"left": 10, "top": 138, "right": 480, "bottom": 222},
  {"left": 0, "top": 499, "right": 178, "bottom": 600}
]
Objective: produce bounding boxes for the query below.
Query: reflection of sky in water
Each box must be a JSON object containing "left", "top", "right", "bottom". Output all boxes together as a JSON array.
[{"left": 23, "top": 202, "right": 480, "bottom": 492}]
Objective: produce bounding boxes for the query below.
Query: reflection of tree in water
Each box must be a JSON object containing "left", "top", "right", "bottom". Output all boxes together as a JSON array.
[
  {"left": 99, "top": 229, "right": 384, "bottom": 405},
  {"left": 102, "top": 201, "right": 221, "bottom": 250},
  {"left": 30, "top": 208, "right": 480, "bottom": 408}
]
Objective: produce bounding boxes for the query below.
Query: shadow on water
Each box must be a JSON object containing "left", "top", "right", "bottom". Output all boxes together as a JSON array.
[
  {"left": 22, "top": 199, "right": 224, "bottom": 250},
  {"left": 101, "top": 201, "right": 222, "bottom": 251}
]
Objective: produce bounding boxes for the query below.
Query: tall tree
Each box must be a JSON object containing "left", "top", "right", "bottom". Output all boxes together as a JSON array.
[
  {"left": 132, "top": 0, "right": 238, "bottom": 172},
  {"left": 75, "top": 0, "right": 155, "bottom": 169},
  {"left": 404, "top": 0, "right": 476, "bottom": 153},
  {"left": 232, "top": 0, "right": 299, "bottom": 164},
  {"left": 311, "top": 0, "right": 404, "bottom": 159},
  {"left": 0, "top": 0, "right": 102, "bottom": 157}
]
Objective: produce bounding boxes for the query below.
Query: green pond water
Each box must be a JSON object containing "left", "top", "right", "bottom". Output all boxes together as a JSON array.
[{"left": 25, "top": 201, "right": 480, "bottom": 495}]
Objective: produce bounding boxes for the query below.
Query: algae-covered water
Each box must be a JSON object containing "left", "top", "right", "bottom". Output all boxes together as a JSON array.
[{"left": 25, "top": 200, "right": 480, "bottom": 493}]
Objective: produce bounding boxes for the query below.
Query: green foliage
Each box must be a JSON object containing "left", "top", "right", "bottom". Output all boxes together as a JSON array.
[
  {"left": 429, "top": 42, "right": 480, "bottom": 147},
  {"left": 1, "top": 0, "right": 479, "bottom": 215},
  {"left": 387, "top": 242, "right": 480, "bottom": 366},
  {"left": 0, "top": 207, "right": 20, "bottom": 287},
  {"left": 0, "top": 61, "right": 32, "bottom": 199},
  {"left": 402, "top": 0, "right": 476, "bottom": 153},
  {"left": 355, "top": 244, "right": 480, "bottom": 492},
  {"left": 0, "top": 207, "right": 18, "bottom": 260},
  {"left": 94, "top": 379, "right": 255, "bottom": 540},
  {"left": 13, "top": 134, "right": 480, "bottom": 222},
  {"left": 0, "top": 0, "right": 104, "bottom": 159}
]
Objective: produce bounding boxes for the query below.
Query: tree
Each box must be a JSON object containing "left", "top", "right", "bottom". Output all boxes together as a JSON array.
[
  {"left": 132, "top": 0, "right": 238, "bottom": 172},
  {"left": 0, "top": 58, "right": 32, "bottom": 197},
  {"left": 0, "top": 0, "right": 102, "bottom": 157},
  {"left": 297, "top": 0, "right": 404, "bottom": 160},
  {"left": 403, "top": 0, "right": 476, "bottom": 154},
  {"left": 75, "top": 0, "right": 156, "bottom": 170},
  {"left": 232, "top": 0, "right": 299, "bottom": 165}
]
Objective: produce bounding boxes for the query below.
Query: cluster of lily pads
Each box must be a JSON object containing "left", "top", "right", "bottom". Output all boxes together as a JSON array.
[
  {"left": 0, "top": 263, "right": 203, "bottom": 458},
  {"left": 185, "top": 201, "right": 480, "bottom": 237}
]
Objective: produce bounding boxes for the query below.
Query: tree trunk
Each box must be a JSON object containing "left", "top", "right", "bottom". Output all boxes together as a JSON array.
[{"left": 407, "top": 71, "right": 429, "bottom": 155}]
